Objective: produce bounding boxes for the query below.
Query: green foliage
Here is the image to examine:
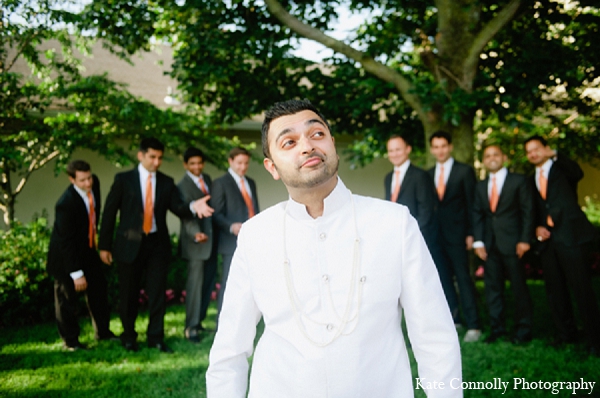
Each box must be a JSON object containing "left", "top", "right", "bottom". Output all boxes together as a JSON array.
[
  {"left": 474, "top": 110, "right": 600, "bottom": 176},
  {"left": 0, "top": 216, "right": 54, "bottom": 326},
  {"left": 83, "top": 0, "right": 600, "bottom": 167},
  {"left": 1, "top": 0, "right": 237, "bottom": 227},
  {"left": 583, "top": 195, "right": 600, "bottom": 227}
]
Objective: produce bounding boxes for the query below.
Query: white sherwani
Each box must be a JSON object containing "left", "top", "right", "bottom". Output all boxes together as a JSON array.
[{"left": 207, "top": 179, "right": 462, "bottom": 397}]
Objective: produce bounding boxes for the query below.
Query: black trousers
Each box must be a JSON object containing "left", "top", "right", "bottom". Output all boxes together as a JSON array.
[
  {"left": 540, "top": 240, "right": 600, "bottom": 348},
  {"left": 118, "top": 233, "right": 170, "bottom": 345},
  {"left": 54, "top": 252, "right": 112, "bottom": 345},
  {"left": 216, "top": 252, "right": 234, "bottom": 326},
  {"left": 438, "top": 242, "right": 481, "bottom": 330},
  {"left": 199, "top": 240, "right": 219, "bottom": 325},
  {"left": 484, "top": 246, "right": 533, "bottom": 339},
  {"left": 426, "top": 239, "right": 460, "bottom": 325}
]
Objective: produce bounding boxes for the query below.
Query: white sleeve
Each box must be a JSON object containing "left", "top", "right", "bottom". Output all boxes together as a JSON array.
[
  {"left": 206, "top": 228, "right": 262, "bottom": 397},
  {"left": 399, "top": 212, "right": 463, "bottom": 397}
]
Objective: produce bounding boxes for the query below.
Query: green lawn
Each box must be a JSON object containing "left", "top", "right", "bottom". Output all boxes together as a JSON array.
[{"left": 1, "top": 280, "right": 599, "bottom": 397}]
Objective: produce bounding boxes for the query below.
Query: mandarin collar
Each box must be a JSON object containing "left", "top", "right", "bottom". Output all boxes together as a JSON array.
[{"left": 286, "top": 177, "right": 350, "bottom": 221}]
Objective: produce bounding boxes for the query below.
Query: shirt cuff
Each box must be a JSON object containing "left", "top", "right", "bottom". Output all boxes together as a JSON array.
[
  {"left": 189, "top": 202, "right": 197, "bottom": 216},
  {"left": 472, "top": 241, "right": 485, "bottom": 249},
  {"left": 70, "top": 270, "right": 84, "bottom": 280}
]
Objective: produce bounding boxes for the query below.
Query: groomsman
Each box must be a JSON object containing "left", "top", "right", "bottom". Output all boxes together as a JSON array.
[
  {"left": 385, "top": 135, "right": 458, "bottom": 320},
  {"left": 524, "top": 135, "right": 600, "bottom": 356},
  {"left": 385, "top": 135, "right": 438, "bottom": 243},
  {"left": 47, "top": 160, "right": 116, "bottom": 351},
  {"left": 473, "top": 144, "right": 534, "bottom": 344},
  {"left": 211, "top": 147, "right": 259, "bottom": 321},
  {"left": 428, "top": 131, "right": 482, "bottom": 342},
  {"left": 177, "top": 147, "right": 217, "bottom": 342},
  {"left": 99, "top": 138, "right": 213, "bottom": 353}
]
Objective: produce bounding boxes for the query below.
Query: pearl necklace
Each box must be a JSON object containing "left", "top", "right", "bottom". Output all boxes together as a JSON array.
[{"left": 282, "top": 194, "right": 366, "bottom": 347}]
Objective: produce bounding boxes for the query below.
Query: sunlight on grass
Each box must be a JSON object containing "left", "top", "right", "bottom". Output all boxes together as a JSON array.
[{"left": 1, "top": 281, "right": 599, "bottom": 397}]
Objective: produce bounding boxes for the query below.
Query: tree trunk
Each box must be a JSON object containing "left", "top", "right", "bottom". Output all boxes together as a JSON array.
[
  {"left": 263, "top": 0, "right": 521, "bottom": 167},
  {"left": 3, "top": 196, "right": 15, "bottom": 229},
  {"left": 1, "top": 169, "right": 16, "bottom": 229}
]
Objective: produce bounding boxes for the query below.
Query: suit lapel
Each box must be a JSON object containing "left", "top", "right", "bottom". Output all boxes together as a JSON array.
[
  {"left": 227, "top": 173, "right": 244, "bottom": 202},
  {"left": 131, "top": 168, "right": 144, "bottom": 211},
  {"left": 184, "top": 173, "right": 203, "bottom": 196},
  {"left": 68, "top": 185, "right": 88, "bottom": 221},
  {"left": 155, "top": 172, "right": 170, "bottom": 208},
  {"left": 547, "top": 162, "right": 559, "bottom": 199},
  {"left": 444, "top": 163, "right": 460, "bottom": 201},
  {"left": 398, "top": 165, "right": 414, "bottom": 199},
  {"left": 384, "top": 171, "right": 393, "bottom": 200},
  {"left": 496, "top": 173, "right": 513, "bottom": 211},
  {"left": 477, "top": 177, "right": 489, "bottom": 212},
  {"left": 203, "top": 173, "right": 213, "bottom": 192}
]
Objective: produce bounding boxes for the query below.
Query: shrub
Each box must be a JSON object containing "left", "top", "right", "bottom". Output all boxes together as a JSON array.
[
  {"left": 0, "top": 217, "right": 54, "bottom": 327},
  {"left": 582, "top": 195, "right": 600, "bottom": 227}
]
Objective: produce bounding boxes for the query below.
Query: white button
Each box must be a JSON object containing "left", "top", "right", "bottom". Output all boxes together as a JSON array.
[
  {"left": 326, "top": 324, "right": 334, "bottom": 331},
  {"left": 322, "top": 275, "right": 329, "bottom": 282},
  {"left": 319, "top": 233, "right": 326, "bottom": 241}
]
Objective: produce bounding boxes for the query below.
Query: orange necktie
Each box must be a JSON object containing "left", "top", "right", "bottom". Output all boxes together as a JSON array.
[
  {"left": 87, "top": 191, "right": 96, "bottom": 248},
  {"left": 240, "top": 178, "right": 255, "bottom": 218},
  {"left": 198, "top": 177, "right": 208, "bottom": 195},
  {"left": 489, "top": 175, "right": 499, "bottom": 213},
  {"left": 390, "top": 170, "right": 401, "bottom": 202},
  {"left": 143, "top": 174, "right": 153, "bottom": 234},
  {"left": 437, "top": 164, "right": 446, "bottom": 200},
  {"left": 538, "top": 168, "right": 554, "bottom": 227}
]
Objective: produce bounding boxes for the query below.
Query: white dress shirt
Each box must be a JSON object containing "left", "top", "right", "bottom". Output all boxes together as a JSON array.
[
  {"left": 535, "top": 158, "right": 554, "bottom": 193},
  {"left": 389, "top": 160, "right": 411, "bottom": 193},
  {"left": 138, "top": 164, "right": 157, "bottom": 233},
  {"left": 473, "top": 167, "right": 508, "bottom": 249},
  {"left": 434, "top": 157, "right": 455, "bottom": 186},
  {"left": 206, "top": 179, "right": 462, "bottom": 398},
  {"left": 228, "top": 168, "right": 252, "bottom": 199},
  {"left": 186, "top": 170, "right": 210, "bottom": 194}
]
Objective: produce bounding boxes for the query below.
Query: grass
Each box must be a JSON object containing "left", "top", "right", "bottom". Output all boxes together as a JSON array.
[{"left": 1, "top": 280, "right": 599, "bottom": 398}]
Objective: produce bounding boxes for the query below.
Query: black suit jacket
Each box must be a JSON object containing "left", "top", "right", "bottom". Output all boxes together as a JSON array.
[
  {"left": 99, "top": 167, "right": 193, "bottom": 264},
  {"left": 47, "top": 175, "right": 101, "bottom": 281},
  {"left": 177, "top": 173, "right": 213, "bottom": 261},
  {"left": 473, "top": 172, "right": 534, "bottom": 255},
  {"left": 428, "top": 160, "right": 476, "bottom": 245},
  {"left": 384, "top": 164, "right": 438, "bottom": 243},
  {"left": 531, "top": 153, "right": 597, "bottom": 246},
  {"left": 211, "top": 172, "right": 259, "bottom": 255}
]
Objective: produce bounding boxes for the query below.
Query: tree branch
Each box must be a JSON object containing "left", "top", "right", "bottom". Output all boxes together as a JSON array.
[
  {"left": 14, "top": 150, "right": 60, "bottom": 195},
  {"left": 4, "top": 30, "right": 40, "bottom": 73},
  {"left": 463, "top": 0, "right": 521, "bottom": 76},
  {"left": 263, "top": 0, "right": 426, "bottom": 123}
]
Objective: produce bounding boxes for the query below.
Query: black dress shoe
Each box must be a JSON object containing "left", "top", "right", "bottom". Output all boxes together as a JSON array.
[
  {"left": 149, "top": 342, "right": 173, "bottom": 353},
  {"left": 185, "top": 328, "right": 201, "bottom": 344},
  {"left": 122, "top": 341, "right": 139, "bottom": 352},
  {"left": 63, "top": 341, "right": 88, "bottom": 352},
  {"left": 484, "top": 332, "right": 506, "bottom": 344}
]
